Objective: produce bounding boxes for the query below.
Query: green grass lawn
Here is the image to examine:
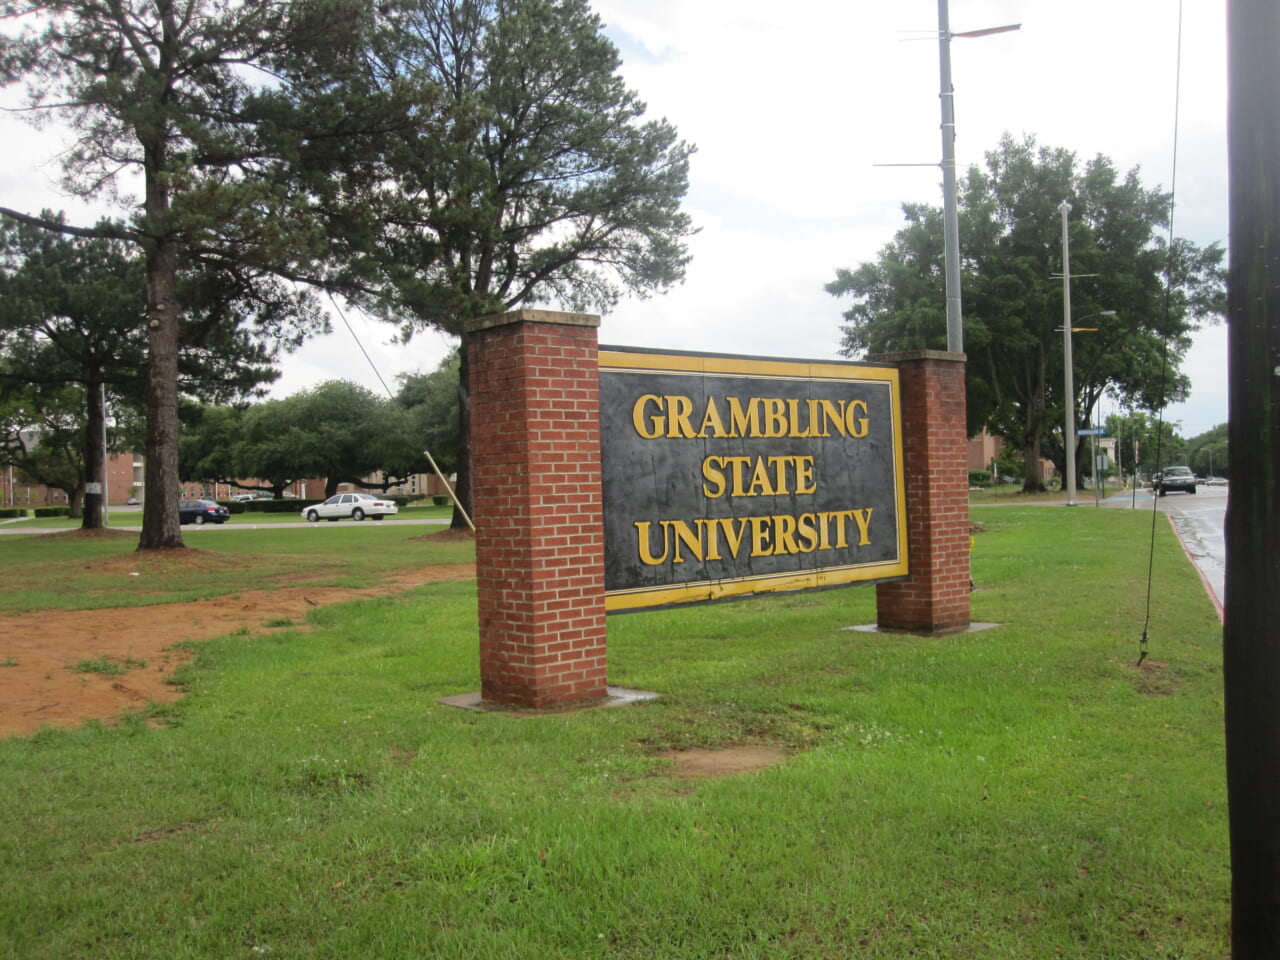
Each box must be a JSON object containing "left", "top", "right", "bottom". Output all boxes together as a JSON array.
[
  {"left": 0, "top": 521, "right": 472, "bottom": 615},
  {"left": 0, "top": 507, "right": 1227, "bottom": 958}
]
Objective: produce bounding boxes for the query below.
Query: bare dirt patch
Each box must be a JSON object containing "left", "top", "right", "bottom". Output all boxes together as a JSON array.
[
  {"left": 0, "top": 560, "right": 475, "bottom": 738},
  {"left": 658, "top": 745, "right": 789, "bottom": 778}
]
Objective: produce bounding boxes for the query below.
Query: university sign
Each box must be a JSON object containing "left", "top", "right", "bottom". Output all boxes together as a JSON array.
[
  {"left": 599, "top": 348, "right": 909, "bottom": 612},
  {"left": 464, "top": 310, "right": 966, "bottom": 708}
]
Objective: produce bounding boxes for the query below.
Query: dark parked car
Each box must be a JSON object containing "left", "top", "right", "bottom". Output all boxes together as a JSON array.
[
  {"left": 1155, "top": 465, "right": 1197, "bottom": 496},
  {"left": 179, "top": 498, "right": 231, "bottom": 524}
]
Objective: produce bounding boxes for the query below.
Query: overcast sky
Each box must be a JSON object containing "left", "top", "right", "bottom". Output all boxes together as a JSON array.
[{"left": 1, "top": 0, "right": 1230, "bottom": 436}]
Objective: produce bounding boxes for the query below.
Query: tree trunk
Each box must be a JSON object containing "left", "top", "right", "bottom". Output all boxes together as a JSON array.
[
  {"left": 66, "top": 483, "right": 85, "bottom": 519},
  {"left": 1224, "top": 0, "right": 1280, "bottom": 953},
  {"left": 1021, "top": 369, "right": 1047, "bottom": 492},
  {"left": 451, "top": 337, "right": 473, "bottom": 531},
  {"left": 137, "top": 204, "right": 185, "bottom": 550},
  {"left": 1020, "top": 433, "right": 1045, "bottom": 493},
  {"left": 82, "top": 377, "right": 105, "bottom": 530},
  {"left": 137, "top": 119, "right": 185, "bottom": 552},
  {"left": 138, "top": 248, "right": 184, "bottom": 550},
  {"left": 1021, "top": 349, "right": 1048, "bottom": 492}
]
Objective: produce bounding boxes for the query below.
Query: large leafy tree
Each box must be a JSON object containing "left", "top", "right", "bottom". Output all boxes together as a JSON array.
[
  {"left": 0, "top": 0, "right": 382, "bottom": 548},
  {"left": 0, "top": 217, "right": 281, "bottom": 527},
  {"left": 249, "top": 380, "right": 424, "bottom": 497},
  {"left": 396, "top": 349, "right": 461, "bottom": 477},
  {"left": 1103, "top": 409, "right": 1186, "bottom": 481},
  {"left": 1184, "top": 422, "right": 1228, "bottom": 479},
  {"left": 0, "top": 221, "right": 147, "bottom": 525},
  {"left": 828, "top": 134, "right": 1225, "bottom": 492},
  {"left": 0, "top": 382, "right": 85, "bottom": 511},
  {"left": 347, "top": 0, "right": 695, "bottom": 527},
  {"left": 181, "top": 382, "right": 424, "bottom": 498}
]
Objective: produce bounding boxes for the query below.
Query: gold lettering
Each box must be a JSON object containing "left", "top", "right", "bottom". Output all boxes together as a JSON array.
[
  {"left": 831, "top": 510, "right": 852, "bottom": 548},
  {"left": 773, "top": 514, "right": 800, "bottom": 554},
  {"left": 794, "top": 456, "right": 817, "bottom": 495},
  {"left": 636, "top": 509, "right": 871, "bottom": 566},
  {"left": 762, "top": 398, "right": 787, "bottom": 438},
  {"left": 669, "top": 520, "right": 703, "bottom": 563},
  {"left": 749, "top": 516, "right": 773, "bottom": 556},
  {"left": 718, "top": 517, "right": 748, "bottom": 556},
  {"left": 632, "top": 394, "right": 871, "bottom": 440},
  {"left": 850, "top": 507, "right": 873, "bottom": 546},
  {"left": 632, "top": 395, "right": 664, "bottom": 439},
  {"left": 699, "top": 455, "right": 820, "bottom": 497},
  {"left": 727, "top": 397, "right": 760, "bottom": 438},
  {"left": 725, "top": 456, "right": 752, "bottom": 496},
  {"left": 702, "top": 519, "right": 723, "bottom": 560},
  {"left": 786, "top": 399, "right": 816, "bottom": 438},
  {"left": 698, "top": 396, "right": 728, "bottom": 438},
  {"left": 845, "top": 399, "right": 869, "bottom": 438},
  {"left": 747, "top": 457, "right": 774, "bottom": 496},
  {"left": 701, "top": 457, "right": 727, "bottom": 498},
  {"left": 796, "top": 513, "right": 819, "bottom": 552},
  {"left": 667, "top": 396, "right": 696, "bottom": 438},
  {"left": 635, "top": 521, "right": 668, "bottom": 565},
  {"left": 818, "top": 400, "right": 846, "bottom": 438}
]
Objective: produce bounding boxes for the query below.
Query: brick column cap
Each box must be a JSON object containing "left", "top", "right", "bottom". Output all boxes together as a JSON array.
[
  {"left": 466, "top": 308, "right": 601, "bottom": 334},
  {"left": 868, "top": 349, "right": 967, "bottom": 364}
]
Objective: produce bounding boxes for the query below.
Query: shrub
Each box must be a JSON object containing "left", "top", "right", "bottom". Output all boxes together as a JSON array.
[
  {"left": 261, "top": 499, "right": 309, "bottom": 513},
  {"left": 0, "top": 508, "right": 28, "bottom": 519},
  {"left": 968, "top": 470, "right": 991, "bottom": 488},
  {"left": 432, "top": 495, "right": 450, "bottom": 506},
  {"left": 33, "top": 506, "right": 70, "bottom": 518}
]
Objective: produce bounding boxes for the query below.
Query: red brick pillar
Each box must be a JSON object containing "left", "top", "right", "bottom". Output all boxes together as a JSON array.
[
  {"left": 872, "top": 350, "right": 971, "bottom": 634},
  {"left": 466, "top": 309, "right": 608, "bottom": 708}
]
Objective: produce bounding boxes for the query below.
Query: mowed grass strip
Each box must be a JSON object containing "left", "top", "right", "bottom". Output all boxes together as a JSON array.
[
  {"left": 0, "top": 523, "right": 474, "bottom": 614},
  {"left": 0, "top": 507, "right": 1227, "bottom": 958}
]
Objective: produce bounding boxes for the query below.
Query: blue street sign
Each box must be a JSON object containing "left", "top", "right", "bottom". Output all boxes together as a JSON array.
[{"left": 1077, "top": 428, "right": 1106, "bottom": 437}]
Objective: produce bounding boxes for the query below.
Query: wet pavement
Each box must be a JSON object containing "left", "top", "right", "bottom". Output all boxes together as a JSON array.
[{"left": 1098, "top": 482, "right": 1226, "bottom": 618}]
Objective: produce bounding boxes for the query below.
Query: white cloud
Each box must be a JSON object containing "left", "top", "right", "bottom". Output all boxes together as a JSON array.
[{"left": 595, "top": 0, "right": 1229, "bottom": 436}]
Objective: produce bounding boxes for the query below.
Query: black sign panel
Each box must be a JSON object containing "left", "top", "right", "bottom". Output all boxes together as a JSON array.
[{"left": 599, "top": 348, "right": 908, "bottom": 612}]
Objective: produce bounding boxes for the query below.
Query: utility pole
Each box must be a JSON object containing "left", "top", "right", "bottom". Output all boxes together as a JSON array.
[
  {"left": 1224, "top": 0, "right": 1280, "bottom": 954},
  {"left": 937, "top": 0, "right": 962, "bottom": 354},
  {"left": 1059, "top": 200, "right": 1079, "bottom": 506}
]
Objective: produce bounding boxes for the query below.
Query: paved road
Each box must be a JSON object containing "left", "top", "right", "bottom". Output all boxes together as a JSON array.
[
  {"left": 0, "top": 511, "right": 451, "bottom": 534},
  {"left": 1100, "top": 482, "right": 1227, "bottom": 617}
]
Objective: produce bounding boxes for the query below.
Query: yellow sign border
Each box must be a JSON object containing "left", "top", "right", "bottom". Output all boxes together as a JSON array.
[{"left": 599, "top": 349, "right": 909, "bottom": 612}]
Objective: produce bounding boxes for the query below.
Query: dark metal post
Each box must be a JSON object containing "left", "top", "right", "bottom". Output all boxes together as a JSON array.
[{"left": 1225, "top": 0, "right": 1280, "bottom": 952}]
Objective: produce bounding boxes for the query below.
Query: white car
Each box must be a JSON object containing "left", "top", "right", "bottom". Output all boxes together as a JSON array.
[{"left": 302, "top": 492, "right": 399, "bottom": 522}]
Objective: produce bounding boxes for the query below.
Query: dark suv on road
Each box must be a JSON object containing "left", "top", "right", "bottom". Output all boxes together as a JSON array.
[{"left": 1154, "top": 466, "right": 1197, "bottom": 496}]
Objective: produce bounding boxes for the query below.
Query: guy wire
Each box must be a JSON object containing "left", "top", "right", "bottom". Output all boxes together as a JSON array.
[{"left": 1138, "top": 0, "right": 1186, "bottom": 666}]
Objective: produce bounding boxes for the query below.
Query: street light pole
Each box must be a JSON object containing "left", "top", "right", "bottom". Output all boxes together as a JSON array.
[
  {"left": 1060, "top": 200, "right": 1078, "bottom": 506},
  {"left": 938, "top": 0, "right": 962, "bottom": 354},
  {"left": 934, "top": 3, "right": 1019, "bottom": 355}
]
